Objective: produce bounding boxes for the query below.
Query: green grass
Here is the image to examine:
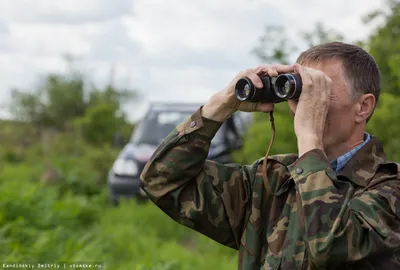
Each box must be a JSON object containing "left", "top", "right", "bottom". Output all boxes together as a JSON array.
[{"left": 0, "top": 162, "right": 237, "bottom": 270}]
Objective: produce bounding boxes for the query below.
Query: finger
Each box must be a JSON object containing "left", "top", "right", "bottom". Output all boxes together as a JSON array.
[
  {"left": 296, "top": 66, "right": 331, "bottom": 102},
  {"left": 255, "top": 64, "right": 278, "bottom": 76},
  {"left": 239, "top": 101, "right": 257, "bottom": 113},
  {"left": 303, "top": 67, "right": 329, "bottom": 93},
  {"left": 257, "top": 102, "right": 274, "bottom": 113},
  {"left": 246, "top": 72, "right": 263, "bottom": 88},
  {"left": 305, "top": 67, "right": 323, "bottom": 85},
  {"left": 242, "top": 101, "right": 273, "bottom": 113},
  {"left": 321, "top": 73, "right": 333, "bottom": 101},
  {"left": 287, "top": 100, "right": 297, "bottom": 116},
  {"left": 267, "top": 66, "right": 279, "bottom": 77},
  {"left": 233, "top": 69, "right": 262, "bottom": 88},
  {"left": 255, "top": 65, "right": 279, "bottom": 77},
  {"left": 293, "top": 64, "right": 313, "bottom": 87},
  {"left": 254, "top": 64, "right": 271, "bottom": 74},
  {"left": 324, "top": 74, "right": 333, "bottom": 93},
  {"left": 255, "top": 64, "right": 295, "bottom": 76},
  {"left": 245, "top": 68, "right": 255, "bottom": 73},
  {"left": 274, "top": 64, "right": 296, "bottom": 74},
  {"left": 251, "top": 102, "right": 258, "bottom": 112}
]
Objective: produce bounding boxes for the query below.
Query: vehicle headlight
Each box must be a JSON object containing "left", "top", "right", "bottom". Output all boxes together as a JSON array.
[{"left": 113, "top": 159, "right": 138, "bottom": 176}]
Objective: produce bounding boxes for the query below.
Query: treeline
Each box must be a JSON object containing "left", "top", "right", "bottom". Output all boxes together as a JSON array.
[{"left": 8, "top": 58, "right": 136, "bottom": 148}]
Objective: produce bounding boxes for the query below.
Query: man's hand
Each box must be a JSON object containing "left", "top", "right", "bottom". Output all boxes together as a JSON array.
[
  {"left": 288, "top": 64, "right": 332, "bottom": 157},
  {"left": 201, "top": 64, "right": 294, "bottom": 122}
]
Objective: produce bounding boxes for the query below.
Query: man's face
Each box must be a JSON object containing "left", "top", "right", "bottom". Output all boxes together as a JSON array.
[{"left": 288, "top": 59, "right": 359, "bottom": 151}]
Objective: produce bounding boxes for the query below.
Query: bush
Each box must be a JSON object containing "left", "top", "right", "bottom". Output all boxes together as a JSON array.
[
  {"left": 0, "top": 158, "right": 237, "bottom": 270},
  {"left": 16, "top": 132, "right": 121, "bottom": 197},
  {"left": 366, "top": 92, "right": 400, "bottom": 162}
]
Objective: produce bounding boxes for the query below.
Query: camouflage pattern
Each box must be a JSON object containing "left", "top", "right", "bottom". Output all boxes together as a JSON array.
[{"left": 140, "top": 108, "right": 400, "bottom": 270}]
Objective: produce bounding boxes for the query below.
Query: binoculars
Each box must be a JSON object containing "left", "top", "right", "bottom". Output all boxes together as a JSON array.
[{"left": 234, "top": 73, "right": 302, "bottom": 103}]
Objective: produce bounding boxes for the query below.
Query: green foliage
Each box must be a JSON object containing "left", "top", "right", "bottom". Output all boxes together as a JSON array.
[
  {"left": 75, "top": 103, "right": 125, "bottom": 146},
  {"left": 0, "top": 160, "right": 236, "bottom": 270},
  {"left": 0, "top": 120, "right": 36, "bottom": 149},
  {"left": 10, "top": 72, "right": 86, "bottom": 131},
  {"left": 8, "top": 59, "right": 137, "bottom": 146},
  {"left": 38, "top": 135, "right": 120, "bottom": 196},
  {"left": 251, "top": 25, "right": 297, "bottom": 64},
  {"left": 88, "top": 85, "right": 136, "bottom": 109},
  {"left": 364, "top": 0, "right": 400, "bottom": 95},
  {"left": 366, "top": 92, "right": 400, "bottom": 161},
  {"left": 300, "top": 22, "right": 345, "bottom": 48},
  {"left": 252, "top": 22, "right": 346, "bottom": 65},
  {"left": 0, "top": 167, "right": 104, "bottom": 262}
]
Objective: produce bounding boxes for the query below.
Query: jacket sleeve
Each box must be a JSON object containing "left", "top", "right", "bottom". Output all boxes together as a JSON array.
[
  {"left": 287, "top": 149, "right": 400, "bottom": 267},
  {"left": 139, "top": 107, "right": 256, "bottom": 249}
]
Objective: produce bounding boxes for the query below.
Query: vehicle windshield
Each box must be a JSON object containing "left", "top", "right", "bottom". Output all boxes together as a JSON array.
[{"left": 131, "top": 110, "right": 194, "bottom": 145}]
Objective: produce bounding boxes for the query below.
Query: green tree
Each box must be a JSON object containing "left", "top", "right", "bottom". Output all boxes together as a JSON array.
[
  {"left": 300, "top": 21, "right": 345, "bottom": 48},
  {"left": 251, "top": 22, "right": 345, "bottom": 66},
  {"left": 8, "top": 57, "right": 138, "bottom": 146},
  {"left": 75, "top": 102, "right": 132, "bottom": 146},
  {"left": 76, "top": 83, "right": 136, "bottom": 146},
  {"left": 363, "top": 0, "right": 400, "bottom": 95},
  {"left": 251, "top": 25, "right": 297, "bottom": 64},
  {"left": 10, "top": 71, "right": 87, "bottom": 131},
  {"left": 367, "top": 92, "right": 400, "bottom": 161},
  {"left": 9, "top": 89, "right": 43, "bottom": 126}
]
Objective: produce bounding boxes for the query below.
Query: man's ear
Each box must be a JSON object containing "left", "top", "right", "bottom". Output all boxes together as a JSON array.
[{"left": 355, "top": 93, "right": 375, "bottom": 123}]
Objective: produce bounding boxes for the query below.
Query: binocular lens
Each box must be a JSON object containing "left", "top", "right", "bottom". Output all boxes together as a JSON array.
[
  {"left": 282, "top": 81, "right": 291, "bottom": 96},
  {"left": 243, "top": 84, "right": 251, "bottom": 97},
  {"left": 275, "top": 74, "right": 301, "bottom": 99},
  {"left": 235, "top": 79, "right": 254, "bottom": 101}
]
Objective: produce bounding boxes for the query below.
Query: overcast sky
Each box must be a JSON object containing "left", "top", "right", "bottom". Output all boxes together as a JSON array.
[{"left": 0, "top": 0, "right": 385, "bottom": 121}]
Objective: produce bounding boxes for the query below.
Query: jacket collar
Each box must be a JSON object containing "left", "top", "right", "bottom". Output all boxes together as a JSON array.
[{"left": 337, "top": 136, "right": 388, "bottom": 187}]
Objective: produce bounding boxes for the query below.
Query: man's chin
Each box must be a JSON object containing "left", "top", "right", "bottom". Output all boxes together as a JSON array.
[{"left": 290, "top": 110, "right": 295, "bottom": 117}]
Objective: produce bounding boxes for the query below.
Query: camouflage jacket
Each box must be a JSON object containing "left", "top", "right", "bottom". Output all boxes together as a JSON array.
[{"left": 140, "top": 108, "right": 400, "bottom": 270}]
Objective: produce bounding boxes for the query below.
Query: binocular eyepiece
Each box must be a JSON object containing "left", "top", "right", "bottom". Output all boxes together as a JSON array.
[{"left": 235, "top": 73, "right": 302, "bottom": 103}]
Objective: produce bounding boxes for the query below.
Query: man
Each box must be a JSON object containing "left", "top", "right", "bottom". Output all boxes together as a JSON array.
[{"left": 140, "top": 42, "right": 400, "bottom": 269}]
